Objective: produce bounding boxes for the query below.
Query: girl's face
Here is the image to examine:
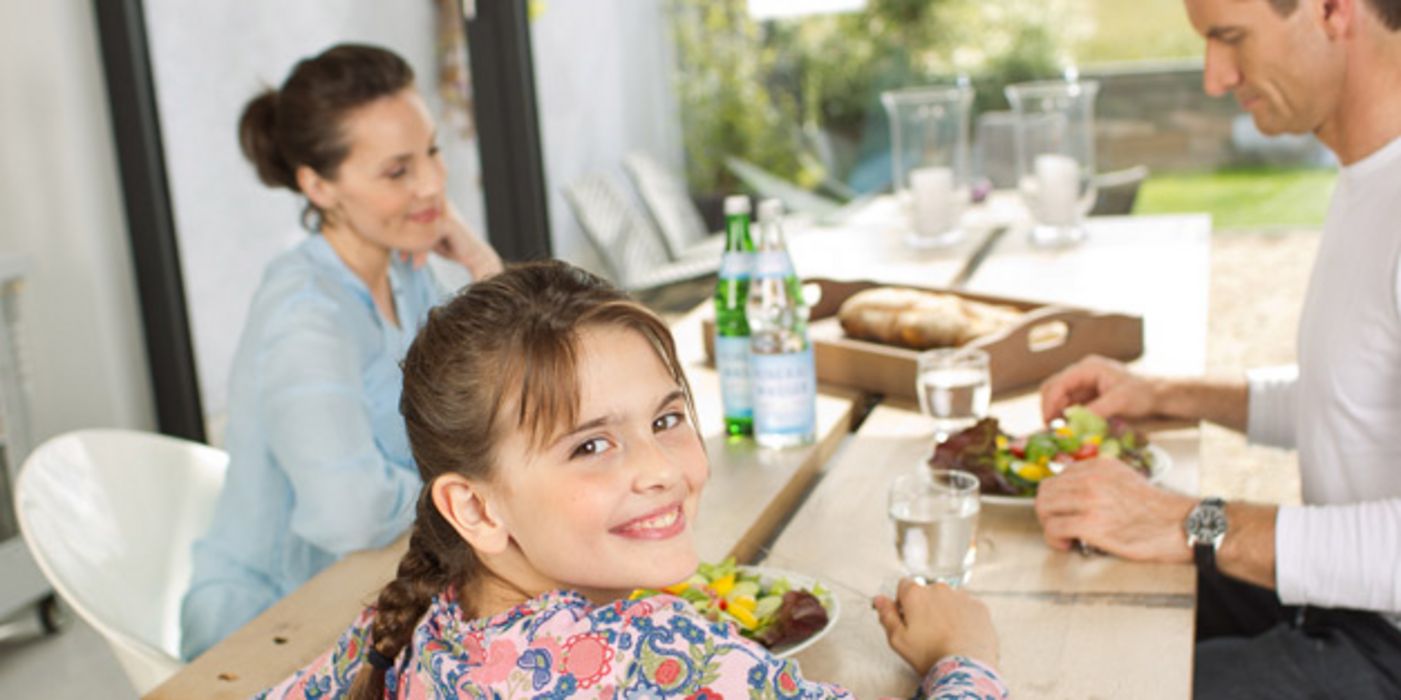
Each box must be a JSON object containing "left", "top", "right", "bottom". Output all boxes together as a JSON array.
[
  {"left": 489, "top": 325, "right": 708, "bottom": 599},
  {"left": 308, "top": 88, "right": 447, "bottom": 253}
]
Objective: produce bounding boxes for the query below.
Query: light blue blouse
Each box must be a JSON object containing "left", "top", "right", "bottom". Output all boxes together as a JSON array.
[{"left": 180, "top": 235, "right": 448, "bottom": 660}]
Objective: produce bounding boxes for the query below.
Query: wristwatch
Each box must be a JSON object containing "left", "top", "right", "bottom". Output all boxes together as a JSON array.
[{"left": 1185, "top": 497, "right": 1229, "bottom": 569}]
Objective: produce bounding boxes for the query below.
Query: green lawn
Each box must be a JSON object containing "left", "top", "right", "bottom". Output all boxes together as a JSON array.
[
  {"left": 1076, "top": 0, "right": 1201, "bottom": 64},
  {"left": 1133, "top": 168, "right": 1336, "bottom": 230}
]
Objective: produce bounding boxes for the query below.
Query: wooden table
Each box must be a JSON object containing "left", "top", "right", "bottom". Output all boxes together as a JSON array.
[
  {"left": 149, "top": 209, "right": 1211, "bottom": 698},
  {"left": 145, "top": 366, "right": 860, "bottom": 699},
  {"left": 764, "top": 399, "right": 1200, "bottom": 698},
  {"left": 761, "top": 210, "right": 1210, "bottom": 697}
]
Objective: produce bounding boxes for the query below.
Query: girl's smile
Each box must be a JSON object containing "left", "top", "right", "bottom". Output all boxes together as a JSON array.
[{"left": 610, "top": 502, "right": 687, "bottom": 539}]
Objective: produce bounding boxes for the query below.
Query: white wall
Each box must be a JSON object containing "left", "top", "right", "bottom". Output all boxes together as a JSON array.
[
  {"left": 531, "top": 0, "right": 685, "bottom": 271},
  {"left": 0, "top": 2, "right": 157, "bottom": 442},
  {"left": 142, "top": 1, "right": 486, "bottom": 424}
]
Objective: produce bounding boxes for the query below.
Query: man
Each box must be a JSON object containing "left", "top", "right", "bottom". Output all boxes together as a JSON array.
[{"left": 1035, "top": 0, "right": 1401, "bottom": 696}]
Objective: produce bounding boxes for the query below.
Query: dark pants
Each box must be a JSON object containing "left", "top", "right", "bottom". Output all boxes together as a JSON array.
[{"left": 1194, "top": 563, "right": 1401, "bottom": 699}]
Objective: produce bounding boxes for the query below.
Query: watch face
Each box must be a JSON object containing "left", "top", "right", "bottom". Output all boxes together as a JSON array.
[{"left": 1189, "top": 505, "right": 1228, "bottom": 540}]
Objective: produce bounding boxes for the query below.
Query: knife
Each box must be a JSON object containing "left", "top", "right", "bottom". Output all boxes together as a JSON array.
[{"left": 948, "top": 225, "right": 1010, "bottom": 289}]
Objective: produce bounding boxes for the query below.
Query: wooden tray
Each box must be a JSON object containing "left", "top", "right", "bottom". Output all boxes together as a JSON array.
[{"left": 702, "top": 278, "right": 1142, "bottom": 401}]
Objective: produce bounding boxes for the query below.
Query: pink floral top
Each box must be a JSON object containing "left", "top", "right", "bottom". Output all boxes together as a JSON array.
[{"left": 258, "top": 588, "right": 1007, "bottom": 699}]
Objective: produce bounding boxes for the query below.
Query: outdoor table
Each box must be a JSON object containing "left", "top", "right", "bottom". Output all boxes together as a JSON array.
[{"left": 147, "top": 206, "right": 1211, "bottom": 698}]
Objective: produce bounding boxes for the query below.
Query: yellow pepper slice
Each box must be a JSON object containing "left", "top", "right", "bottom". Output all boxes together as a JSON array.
[
  {"left": 728, "top": 602, "right": 759, "bottom": 630},
  {"left": 711, "top": 573, "right": 736, "bottom": 597}
]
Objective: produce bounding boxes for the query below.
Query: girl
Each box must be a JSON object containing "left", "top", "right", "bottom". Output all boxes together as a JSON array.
[
  {"left": 261, "top": 261, "right": 1006, "bottom": 699},
  {"left": 180, "top": 44, "right": 502, "bottom": 659}
]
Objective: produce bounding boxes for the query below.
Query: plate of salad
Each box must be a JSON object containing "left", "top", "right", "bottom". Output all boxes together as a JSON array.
[
  {"left": 632, "top": 558, "right": 839, "bottom": 658},
  {"left": 929, "top": 406, "right": 1170, "bottom": 506}
]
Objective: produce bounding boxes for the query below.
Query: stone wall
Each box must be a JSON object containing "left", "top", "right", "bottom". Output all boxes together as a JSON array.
[{"left": 1085, "top": 61, "right": 1331, "bottom": 173}]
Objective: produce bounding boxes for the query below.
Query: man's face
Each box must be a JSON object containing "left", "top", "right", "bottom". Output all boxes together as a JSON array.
[{"left": 1184, "top": 0, "right": 1346, "bottom": 135}]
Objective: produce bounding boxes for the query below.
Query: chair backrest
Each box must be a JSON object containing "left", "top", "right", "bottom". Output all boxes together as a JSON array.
[
  {"left": 15, "top": 429, "right": 228, "bottom": 694},
  {"left": 624, "top": 152, "right": 709, "bottom": 261},
  {"left": 564, "top": 173, "right": 672, "bottom": 289},
  {"left": 1090, "top": 165, "right": 1150, "bottom": 216}
]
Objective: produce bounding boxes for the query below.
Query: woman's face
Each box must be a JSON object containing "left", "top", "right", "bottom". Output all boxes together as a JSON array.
[
  {"left": 489, "top": 325, "right": 709, "bottom": 599},
  {"left": 316, "top": 88, "right": 447, "bottom": 253}
]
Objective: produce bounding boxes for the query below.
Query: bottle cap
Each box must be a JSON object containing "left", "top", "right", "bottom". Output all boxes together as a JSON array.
[
  {"left": 757, "top": 198, "right": 784, "bottom": 223},
  {"left": 723, "top": 195, "right": 751, "bottom": 216}
]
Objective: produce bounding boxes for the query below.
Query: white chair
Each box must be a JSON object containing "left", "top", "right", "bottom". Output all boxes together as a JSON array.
[
  {"left": 14, "top": 429, "right": 228, "bottom": 695},
  {"left": 564, "top": 173, "right": 719, "bottom": 291},
  {"left": 622, "top": 152, "right": 724, "bottom": 262}
]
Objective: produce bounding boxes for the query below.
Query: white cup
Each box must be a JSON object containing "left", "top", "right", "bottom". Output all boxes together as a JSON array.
[
  {"left": 908, "top": 166, "right": 962, "bottom": 247},
  {"left": 1033, "top": 153, "right": 1080, "bottom": 226}
]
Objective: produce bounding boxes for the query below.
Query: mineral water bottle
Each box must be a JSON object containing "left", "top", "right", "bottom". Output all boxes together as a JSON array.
[
  {"left": 746, "top": 199, "right": 815, "bottom": 448},
  {"left": 714, "top": 195, "right": 754, "bottom": 437}
]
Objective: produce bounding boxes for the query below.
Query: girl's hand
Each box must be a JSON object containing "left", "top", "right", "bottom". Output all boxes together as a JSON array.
[
  {"left": 873, "top": 579, "right": 999, "bottom": 676},
  {"left": 404, "top": 202, "right": 503, "bottom": 280}
]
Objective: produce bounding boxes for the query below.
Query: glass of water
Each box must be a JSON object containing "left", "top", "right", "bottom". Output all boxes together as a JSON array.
[
  {"left": 888, "top": 469, "right": 981, "bottom": 586},
  {"left": 916, "top": 348, "right": 991, "bottom": 443}
]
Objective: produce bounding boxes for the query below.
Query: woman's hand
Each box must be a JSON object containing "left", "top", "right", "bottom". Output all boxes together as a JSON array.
[
  {"left": 434, "top": 202, "right": 503, "bottom": 280},
  {"left": 402, "top": 202, "right": 504, "bottom": 280},
  {"left": 874, "top": 579, "right": 999, "bottom": 676}
]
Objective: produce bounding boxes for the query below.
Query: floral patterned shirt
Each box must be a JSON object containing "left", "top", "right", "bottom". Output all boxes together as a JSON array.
[{"left": 257, "top": 588, "right": 1007, "bottom": 699}]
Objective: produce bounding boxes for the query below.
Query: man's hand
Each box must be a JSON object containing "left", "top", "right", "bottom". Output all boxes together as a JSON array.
[
  {"left": 1040, "top": 355, "right": 1160, "bottom": 424},
  {"left": 1034, "top": 457, "right": 1195, "bottom": 564}
]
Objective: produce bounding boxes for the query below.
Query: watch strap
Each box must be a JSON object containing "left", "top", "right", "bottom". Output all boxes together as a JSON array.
[{"left": 1193, "top": 541, "right": 1216, "bottom": 570}]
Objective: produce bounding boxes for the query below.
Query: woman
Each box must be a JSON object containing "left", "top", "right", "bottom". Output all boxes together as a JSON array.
[
  {"left": 259, "top": 261, "right": 1005, "bottom": 699},
  {"left": 179, "top": 43, "right": 502, "bottom": 660}
]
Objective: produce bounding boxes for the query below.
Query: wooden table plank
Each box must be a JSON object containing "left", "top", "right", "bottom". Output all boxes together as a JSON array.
[
  {"left": 761, "top": 403, "right": 1198, "bottom": 699},
  {"left": 147, "top": 364, "right": 858, "bottom": 699}
]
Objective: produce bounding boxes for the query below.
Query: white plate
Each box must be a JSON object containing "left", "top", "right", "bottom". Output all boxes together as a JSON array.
[
  {"left": 980, "top": 444, "right": 1173, "bottom": 507},
  {"left": 739, "top": 565, "right": 841, "bottom": 658}
]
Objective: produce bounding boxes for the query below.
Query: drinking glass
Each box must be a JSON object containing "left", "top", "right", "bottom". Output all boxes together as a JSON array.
[
  {"left": 1005, "top": 79, "right": 1100, "bottom": 248},
  {"left": 888, "top": 469, "right": 981, "bottom": 586},
  {"left": 880, "top": 85, "right": 973, "bottom": 249},
  {"left": 916, "top": 348, "right": 991, "bottom": 443}
]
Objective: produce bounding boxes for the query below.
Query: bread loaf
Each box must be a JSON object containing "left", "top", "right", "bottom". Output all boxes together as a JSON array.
[{"left": 837, "top": 287, "right": 1022, "bottom": 349}]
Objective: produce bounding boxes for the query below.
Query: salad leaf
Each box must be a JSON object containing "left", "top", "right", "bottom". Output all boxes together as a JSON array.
[
  {"left": 752, "top": 590, "right": 829, "bottom": 648},
  {"left": 1065, "top": 406, "right": 1108, "bottom": 439},
  {"left": 929, "top": 418, "right": 1009, "bottom": 495},
  {"left": 1025, "top": 433, "right": 1060, "bottom": 462}
]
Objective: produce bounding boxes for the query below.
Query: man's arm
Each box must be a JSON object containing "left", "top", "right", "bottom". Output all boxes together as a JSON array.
[
  {"left": 1151, "top": 377, "right": 1249, "bottom": 434},
  {"left": 1217, "top": 502, "right": 1278, "bottom": 590},
  {"left": 1035, "top": 460, "right": 1276, "bottom": 586},
  {"left": 1040, "top": 356, "right": 1248, "bottom": 433}
]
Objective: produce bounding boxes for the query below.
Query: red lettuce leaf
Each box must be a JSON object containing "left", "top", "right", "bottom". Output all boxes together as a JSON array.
[{"left": 753, "top": 590, "right": 829, "bottom": 648}]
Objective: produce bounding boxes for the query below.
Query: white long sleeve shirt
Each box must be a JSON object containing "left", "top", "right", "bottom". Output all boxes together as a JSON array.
[{"left": 1246, "top": 134, "right": 1401, "bottom": 618}]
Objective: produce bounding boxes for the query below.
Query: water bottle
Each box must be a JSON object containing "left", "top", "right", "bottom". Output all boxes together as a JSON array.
[
  {"left": 746, "top": 199, "right": 816, "bottom": 448},
  {"left": 714, "top": 195, "right": 754, "bottom": 437}
]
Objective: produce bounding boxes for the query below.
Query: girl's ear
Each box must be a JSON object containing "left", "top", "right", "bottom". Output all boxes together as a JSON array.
[
  {"left": 431, "top": 474, "right": 511, "bottom": 555},
  {"left": 296, "top": 164, "right": 337, "bottom": 213}
]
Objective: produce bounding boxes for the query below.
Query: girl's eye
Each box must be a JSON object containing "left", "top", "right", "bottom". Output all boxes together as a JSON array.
[
  {"left": 653, "top": 412, "right": 684, "bottom": 433},
  {"left": 571, "top": 437, "right": 611, "bottom": 459},
  {"left": 386, "top": 167, "right": 407, "bottom": 180}
]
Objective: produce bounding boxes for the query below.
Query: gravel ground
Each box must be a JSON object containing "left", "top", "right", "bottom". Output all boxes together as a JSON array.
[{"left": 1201, "top": 229, "right": 1320, "bottom": 505}]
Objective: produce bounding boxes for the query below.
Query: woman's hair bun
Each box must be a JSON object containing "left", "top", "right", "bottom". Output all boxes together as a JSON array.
[{"left": 237, "top": 88, "right": 296, "bottom": 191}]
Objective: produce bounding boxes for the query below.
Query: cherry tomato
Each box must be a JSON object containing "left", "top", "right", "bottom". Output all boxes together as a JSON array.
[{"left": 1072, "top": 442, "right": 1099, "bottom": 460}]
